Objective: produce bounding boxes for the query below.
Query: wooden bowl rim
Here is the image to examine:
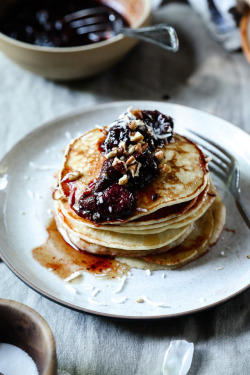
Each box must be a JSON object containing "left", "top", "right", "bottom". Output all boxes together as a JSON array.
[{"left": 0, "top": 298, "right": 57, "bottom": 375}]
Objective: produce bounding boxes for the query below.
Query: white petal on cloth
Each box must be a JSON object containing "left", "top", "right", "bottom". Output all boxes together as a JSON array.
[
  {"left": 187, "top": 0, "right": 240, "bottom": 51},
  {"left": 162, "top": 340, "right": 194, "bottom": 375}
]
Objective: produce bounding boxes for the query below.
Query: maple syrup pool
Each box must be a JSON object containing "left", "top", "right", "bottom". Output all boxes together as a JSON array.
[{"left": 32, "top": 218, "right": 129, "bottom": 280}]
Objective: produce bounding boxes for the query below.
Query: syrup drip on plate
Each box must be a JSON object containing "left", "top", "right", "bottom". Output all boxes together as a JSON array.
[{"left": 33, "top": 218, "right": 129, "bottom": 280}]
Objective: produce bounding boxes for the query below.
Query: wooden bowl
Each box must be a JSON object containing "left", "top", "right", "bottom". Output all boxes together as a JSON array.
[
  {"left": 0, "top": 0, "right": 151, "bottom": 80},
  {"left": 0, "top": 299, "right": 57, "bottom": 375}
]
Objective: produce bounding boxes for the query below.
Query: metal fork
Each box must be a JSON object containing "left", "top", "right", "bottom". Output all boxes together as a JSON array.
[
  {"left": 188, "top": 130, "right": 250, "bottom": 229},
  {"left": 62, "top": 7, "right": 179, "bottom": 52}
]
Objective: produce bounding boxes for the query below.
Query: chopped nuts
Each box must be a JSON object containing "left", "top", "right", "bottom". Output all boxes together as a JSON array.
[
  {"left": 126, "top": 155, "right": 136, "bottom": 166},
  {"left": 118, "top": 141, "right": 127, "bottom": 151},
  {"left": 127, "top": 145, "right": 136, "bottom": 155},
  {"left": 136, "top": 297, "right": 144, "bottom": 303},
  {"left": 112, "top": 157, "right": 127, "bottom": 174},
  {"left": 112, "top": 157, "right": 121, "bottom": 166},
  {"left": 131, "top": 109, "right": 143, "bottom": 119},
  {"left": 130, "top": 131, "right": 144, "bottom": 143},
  {"left": 61, "top": 170, "right": 82, "bottom": 182},
  {"left": 159, "top": 163, "right": 171, "bottom": 174},
  {"left": 128, "top": 121, "right": 137, "bottom": 131},
  {"left": 129, "top": 162, "right": 141, "bottom": 178},
  {"left": 155, "top": 150, "right": 164, "bottom": 161},
  {"left": 118, "top": 174, "right": 128, "bottom": 185},
  {"left": 106, "top": 148, "right": 118, "bottom": 159},
  {"left": 134, "top": 143, "right": 142, "bottom": 153},
  {"left": 129, "top": 119, "right": 144, "bottom": 130},
  {"left": 141, "top": 142, "right": 148, "bottom": 152}
]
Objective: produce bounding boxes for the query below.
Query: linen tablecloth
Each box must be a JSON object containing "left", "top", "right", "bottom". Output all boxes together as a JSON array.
[{"left": 0, "top": 2, "right": 250, "bottom": 374}]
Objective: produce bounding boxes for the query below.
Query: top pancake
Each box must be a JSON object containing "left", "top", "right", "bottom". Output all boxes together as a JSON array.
[{"left": 58, "top": 128, "right": 209, "bottom": 224}]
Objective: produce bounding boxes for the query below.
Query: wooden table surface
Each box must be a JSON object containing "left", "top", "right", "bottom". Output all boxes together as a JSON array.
[{"left": 0, "top": 2, "right": 249, "bottom": 374}]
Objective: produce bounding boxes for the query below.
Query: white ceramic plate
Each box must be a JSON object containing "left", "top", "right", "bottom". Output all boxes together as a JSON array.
[{"left": 0, "top": 101, "right": 249, "bottom": 319}]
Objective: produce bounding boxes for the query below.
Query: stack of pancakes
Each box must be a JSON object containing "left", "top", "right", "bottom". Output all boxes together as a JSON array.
[{"left": 54, "top": 122, "right": 226, "bottom": 269}]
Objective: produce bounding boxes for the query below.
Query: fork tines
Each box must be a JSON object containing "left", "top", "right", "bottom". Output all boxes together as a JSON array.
[
  {"left": 64, "top": 7, "right": 109, "bottom": 23},
  {"left": 187, "top": 130, "right": 250, "bottom": 229},
  {"left": 187, "top": 129, "right": 236, "bottom": 181}
]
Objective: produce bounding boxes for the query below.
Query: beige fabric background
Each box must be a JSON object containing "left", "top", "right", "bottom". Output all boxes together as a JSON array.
[{"left": 0, "top": 2, "right": 250, "bottom": 374}]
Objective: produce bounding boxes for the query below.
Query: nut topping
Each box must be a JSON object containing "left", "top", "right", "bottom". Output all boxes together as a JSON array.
[
  {"left": 129, "top": 119, "right": 144, "bottom": 131},
  {"left": 155, "top": 150, "right": 164, "bottom": 161},
  {"left": 118, "top": 140, "right": 127, "bottom": 151},
  {"left": 128, "top": 121, "right": 137, "bottom": 131},
  {"left": 129, "top": 162, "right": 141, "bottom": 178},
  {"left": 106, "top": 148, "right": 119, "bottom": 159},
  {"left": 134, "top": 143, "right": 142, "bottom": 153},
  {"left": 74, "top": 108, "right": 175, "bottom": 224},
  {"left": 136, "top": 298, "right": 144, "bottom": 303},
  {"left": 131, "top": 109, "right": 143, "bottom": 119},
  {"left": 127, "top": 145, "right": 136, "bottom": 155},
  {"left": 118, "top": 174, "right": 128, "bottom": 185},
  {"left": 112, "top": 157, "right": 127, "bottom": 174},
  {"left": 62, "top": 170, "right": 82, "bottom": 182},
  {"left": 141, "top": 142, "right": 148, "bottom": 152},
  {"left": 130, "top": 131, "right": 144, "bottom": 143},
  {"left": 126, "top": 155, "right": 136, "bottom": 166}
]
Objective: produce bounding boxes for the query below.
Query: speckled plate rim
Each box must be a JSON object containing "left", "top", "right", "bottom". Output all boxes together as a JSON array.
[{"left": 0, "top": 100, "right": 249, "bottom": 320}]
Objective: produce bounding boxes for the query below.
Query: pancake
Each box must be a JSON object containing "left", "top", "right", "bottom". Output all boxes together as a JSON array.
[
  {"left": 57, "top": 179, "right": 215, "bottom": 234},
  {"left": 142, "top": 194, "right": 225, "bottom": 269},
  {"left": 55, "top": 210, "right": 194, "bottom": 257},
  {"left": 142, "top": 207, "right": 214, "bottom": 268},
  {"left": 58, "top": 130, "right": 209, "bottom": 224},
  {"left": 122, "top": 179, "right": 210, "bottom": 227},
  {"left": 53, "top": 107, "right": 225, "bottom": 268},
  {"left": 208, "top": 193, "right": 226, "bottom": 246},
  {"left": 55, "top": 204, "right": 193, "bottom": 251}
]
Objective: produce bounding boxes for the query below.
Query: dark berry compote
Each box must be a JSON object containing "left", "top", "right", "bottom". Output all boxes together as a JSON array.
[
  {"left": 74, "top": 108, "right": 174, "bottom": 224},
  {"left": 0, "top": 0, "right": 129, "bottom": 47}
]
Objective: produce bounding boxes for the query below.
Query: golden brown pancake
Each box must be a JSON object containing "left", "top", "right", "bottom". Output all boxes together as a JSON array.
[
  {"left": 53, "top": 108, "right": 225, "bottom": 268},
  {"left": 56, "top": 179, "right": 215, "bottom": 234},
  {"left": 55, "top": 204, "right": 193, "bottom": 252},
  {"left": 142, "top": 195, "right": 225, "bottom": 269},
  {"left": 58, "top": 131, "right": 209, "bottom": 224},
  {"left": 54, "top": 209, "right": 194, "bottom": 257}
]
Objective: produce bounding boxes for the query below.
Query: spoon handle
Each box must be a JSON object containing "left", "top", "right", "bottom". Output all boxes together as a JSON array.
[{"left": 120, "top": 24, "right": 179, "bottom": 52}]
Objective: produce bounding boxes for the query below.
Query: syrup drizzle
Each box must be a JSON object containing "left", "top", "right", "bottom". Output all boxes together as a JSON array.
[{"left": 33, "top": 219, "right": 129, "bottom": 280}]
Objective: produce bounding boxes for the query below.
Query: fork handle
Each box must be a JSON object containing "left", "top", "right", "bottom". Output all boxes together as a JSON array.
[
  {"left": 120, "top": 24, "right": 179, "bottom": 52},
  {"left": 235, "top": 190, "right": 250, "bottom": 229}
]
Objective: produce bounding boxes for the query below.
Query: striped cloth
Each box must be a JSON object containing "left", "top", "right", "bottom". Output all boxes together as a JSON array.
[{"left": 187, "top": 0, "right": 241, "bottom": 50}]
